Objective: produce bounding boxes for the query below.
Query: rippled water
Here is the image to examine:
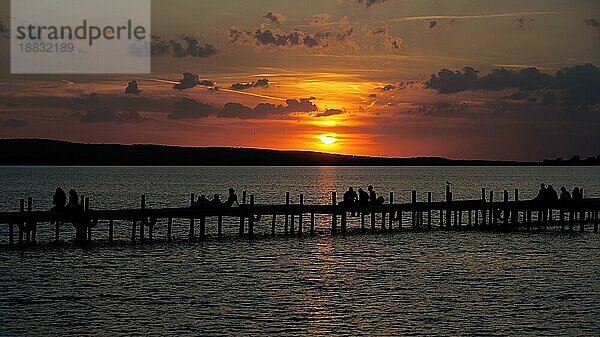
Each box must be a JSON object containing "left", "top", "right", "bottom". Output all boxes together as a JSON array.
[{"left": 0, "top": 167, "right": 599, "bottom": 335}]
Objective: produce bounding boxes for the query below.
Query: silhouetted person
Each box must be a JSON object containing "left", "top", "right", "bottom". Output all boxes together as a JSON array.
[
  {"left": 534, "top": 183, "right": 547, "bottom": 202},
  {"left": 368, "top": 185, "right": 377, "bottom": 205},
  {"left": 559, "top": 186, "right": 571, "bottom": 201},
  {"left": 194, "top": 195, "right": 209, "bottom": 208},
  {"left": 572, "top": 187, "right": 582, "bottom": 201},
  {"left": 358, "top": 188, "right": 369, "bottom": 207},
  {"left": 224, "top": 188, "right": 239, "bottom": 207},
  {"left": 211, "top": 194, "right": 222, "bottom": 206},
  {"left": 547, "top": 185, "right": 558, "bottom": 202},
  {"left": 51, "top": 187, "right": 67, "bottom": 211},
  {"left": 67, "top": 189, "right": 80, "bottom": 210},
  {"left": 343, "top": 187, "right": 358, "bottom": 216}
]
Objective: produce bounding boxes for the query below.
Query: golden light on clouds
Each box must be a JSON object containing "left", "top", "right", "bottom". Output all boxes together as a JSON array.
[{"left": 319, "top": 134, "right": 337, "bottom": 145}]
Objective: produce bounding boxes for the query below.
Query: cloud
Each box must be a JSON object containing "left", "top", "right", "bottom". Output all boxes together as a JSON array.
[
  {"left": 367, "top": 27, "right": 387, "bottom": 36},
  {"left": 229, "top": 15, "right": 357, "bottom": 51},
  {"left": 425, "top": 64, "right": 600, "bottom": 107},
  {"left": 358, "top": 0, "right": 390, "bottom": 8},
  {"left": 428, "top": 20, "right": 437, "bottom": 29},
  {"left": 314, "top": 108, "right": 343, "bottom": 117},
  {"left": 125, "top": 81, "right": 141, "bottom": 95},
  {"left": 231, "top": 78, "right": 269, "bottom": 90},
  {"left": 312, "top": 13, "right": 331, "bottom": 27},
  {"left": 283, "top": 98, "right": 318, "bottom": 113},
  {"left": 168, "top": 97, "right": 219, "bottom": 120},
  {"left": 384, "top": 35, "right": 403, "bottom": 52},
  {"left": 77, "top": 93, "right": 144, "bottom": 123},
  {"left": 173, "top": 73, "right": 214, "bottom": 90},
  {"left": 585, "top": 18, "right": 600, "bottom": 34},
  {"left": 264, "top": 11, "right": 286, "bottom": 24},
  {"left": 151, "top": 35, "right": 217, "bottom": 58},
  {"left": 418, "top": 101, "right": 469, "bottom": 118},
  {"left": 381, "top": 84, "right": 395, "bottom": 91},
  {"left": 0, "top": 119, "right": 27, "bottom": 128}
]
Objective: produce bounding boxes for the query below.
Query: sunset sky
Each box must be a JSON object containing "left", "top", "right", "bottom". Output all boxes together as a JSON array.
[{"left": 0, "top": 0, "right": 599, "bottom": 160}]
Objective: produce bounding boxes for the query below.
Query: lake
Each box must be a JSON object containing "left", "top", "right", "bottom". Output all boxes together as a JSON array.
[{"left": 0, "top": 166, "right": 599, "bottom": 336}]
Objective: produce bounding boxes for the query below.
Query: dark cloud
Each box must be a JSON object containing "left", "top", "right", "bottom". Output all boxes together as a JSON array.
[
  {"left": 358, "top": 0, "right": 389, "bottom": 7},
  {"left": 264, "top": 11, "right": 286, "bottom": 24},
  {"left": 585, "top": 18, "right": 600, "bottom": 35},
  {"left": 173, "top": 73, "right": 214, "bottom": 90},
  {"left": 231, "top": 78, "right": 269, "bottom": 90},
  {"left": 229, "top": 17, "right": 356, "bottom": 51},
  {"left": 312, "top": 13, "right": 331, "bottom": 27},
  {"left": 368, "top": 93, "right": 378, "bottom": 98},
  {"left": 381, "top": 84, "right": 395, "bottom": 91},
  {"left": 314, "top": 108, "right": 343, "bottom": 117},
  {"left": 428, "top": 21, "right": 437, "bottom": 29},
  {"left": 125, "top": 81, "right": 141, "bottom": 95},
  {"left": 418, "top": 101, "right": 469, "bottom": 118},
  {"left": 0, "top": 119, "right": 27, "bottom": 128},
  {"left": 426, "top": 64, "right": 600, "bottom": 107},
  {"left": 168, "top": 98, "right": 219, "bottom": 120},
  {"left": 78, "top": 93, "right": 144, "bottom": 123},
  {"left": 367, "top": 27, "right": 387, "bottom": 36},
  {"left": 283, "top": 98, "right": 318, "bottom": 113},
  {"left": 384, "top": 35, "right": 403, "bottom": 52},
  {"left": 151, "top": 35, "right": 217, "bottom": 58}
]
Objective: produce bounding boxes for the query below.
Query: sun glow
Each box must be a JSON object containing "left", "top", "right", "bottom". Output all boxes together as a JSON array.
[{"left": 319, "top": 135, "right": 337, "bottom": 145}]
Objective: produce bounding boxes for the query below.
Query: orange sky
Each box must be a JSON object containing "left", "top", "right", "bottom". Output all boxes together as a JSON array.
[{"left": 0, "top": 0, "right": 599, "bottom": 160}]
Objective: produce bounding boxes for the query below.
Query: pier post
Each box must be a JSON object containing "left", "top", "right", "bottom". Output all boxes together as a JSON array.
[
  {"left": 490, "top": 191, "right": 495, "bottom": 227},
  {"left": 445, "top": 186, "right": 452, "bottom": 229},
  {"left": 427, "top": 192, "right": 432, "bottom": 230},
  {"left": 28, "top": 197, "right": 36, "bottom": 244},
  {"left": 248, "top": 195, "right": 254, "bottom": 239},
  {"left": 8, "top": 221, "right": 13, "bottom": 247},
  {"left": 190, "top": 193, "right": 195, "bottom": 241},
  {"left": 298, "top": 194, "right": 304, "bottom": 235},
  {"left": 398, "top": 208, "right": 403, "bottom": 231},
  {"left": 513, "top": 189, "right": 519, "bottom": 225},
  {"left": 310, "top": 212, "right": 315, "bottom": 235},
  {"left": 85, "top": 197, "right": 91, "bottom": 243},
  {"left": 458, "top": 210, "right": 462, "bottom": 229},
  {"left": 109, "top": 219, "right": 114, "bottom": 243},
  {"left": 167, "top": 218, "right": 172, "bottom": 242},
  {"left": 239, "top": 191, "right": 246, "bottom": 235},
  {"left": 18, "top": 199, "right": 24, "bottom": 245},
  {"left": 481, "top": 188, "right": 486, "bottom": 227},
  {"left": 290, "top": 210, "right": 295, "bottom": 235},
  {"left": 200, "top": 215, "right": 206, "bottom": 241},
  {"left": 218, "top": 216, "right": 223, "bottom": 239},
  {"left": 285, "top": 192, "right": 290, "bottom": 234},
  {"left": 361, "top": 212, "right": 365, "bottom": 233},
  {"left": 503, "top": 190, "right": 509, "bottom": 228},
  {"left": 468, "top": 210, "right": 472, "bottom": 228},
  {"left": 131, "top": 220, "right": 136, "bottom": 243},
  {"left": 381, "top": 209, "right": 386, "bottom": 231},
  {"left": 331, "top": 192, "right": 337, "bottom": 234},
  {"left": 389, "top": 192, "right": 394, "bottom": 231},
  {"left": 370, "top": 207, "right": 376, "bottom": 231},
  {"left": 140, "top": 195, "right": 145, "bottom": 243},
  {"left": 580, "top": 208, "right": 585, "bottom": 232},
  {"left": 594, "top": 211, "right": 598, "bottom": 233},
  {"left": 271, "top": 214, "right": 276, "bottom": 236},
  {"left": 341, "top": 211, "right": 347, "bottom": 235},
  {"left": 412, "top": 190, "right": 417, "bottom": 229}
]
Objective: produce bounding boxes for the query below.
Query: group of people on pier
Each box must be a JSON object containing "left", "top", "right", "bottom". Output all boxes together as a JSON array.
[
  {"left": 51, "top": 187, "right": 82, "bottom": 212},
  {"left": 341, "top": 185, "right": 385, "bottom": 216},
  {"left": 191, "top": 188, "right": 240, "bottom": 208},
  {"left": 534, "top": 183, "right": 584, "bottom": 203}
]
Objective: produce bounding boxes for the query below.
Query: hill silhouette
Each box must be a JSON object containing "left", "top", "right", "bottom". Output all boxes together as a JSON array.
[{"left": 0, "top": 139, "right": 597, "bottom": 166}]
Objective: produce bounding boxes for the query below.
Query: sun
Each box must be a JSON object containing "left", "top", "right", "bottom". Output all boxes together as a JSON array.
[{"left": 319, "top": 135, "right": 337, "bottom": 145}]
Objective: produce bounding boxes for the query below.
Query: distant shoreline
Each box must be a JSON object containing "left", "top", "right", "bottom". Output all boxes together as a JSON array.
[{"left": 0, "top": 139, "right": 598, "bottom": 166}]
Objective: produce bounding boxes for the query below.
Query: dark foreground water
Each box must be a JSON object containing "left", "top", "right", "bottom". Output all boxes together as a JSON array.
[{"left": 0, "top": 167, "right": 599, "bottom": 336}]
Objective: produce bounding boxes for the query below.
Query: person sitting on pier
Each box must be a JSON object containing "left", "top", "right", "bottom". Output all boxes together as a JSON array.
[
  {"left": 368, "top": 185, "right": 377, "bottom": 205},
  {"left": 224, "top": 188, "right": 239, "bottom": 207},
  {"left": 559, "top": 186, "right": 572, "bottom": 201},
  {"left": 358, "top": 188, "right": 369, "bottom": 207},
  {"left": 342, "top": 187, "right": 358, "bottom": 216},
  {"left": 194, "top": 195, "right": 210, "bottom": 208},
  {"left": 572, "top": 187, "right": 583, "bottom": 201},
  {"left": 547, "top": 185, "right": 558, "bottom": 203},
  {"left": 66, "top": 189, "right": 80, "bottom": 210},
  {"left": 211, "top": 194, "right": 222, "bottom": 206},
  {"left": 533, "top": 183, "right": 547, "bottom": 202},
  {"left": 51, "top": 187, "right": 67, "bottom": 212}
]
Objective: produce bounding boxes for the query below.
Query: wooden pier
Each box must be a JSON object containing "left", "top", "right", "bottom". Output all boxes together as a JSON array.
[{"left": 1, "top": 187, "right": 599, "bottom": 248}]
